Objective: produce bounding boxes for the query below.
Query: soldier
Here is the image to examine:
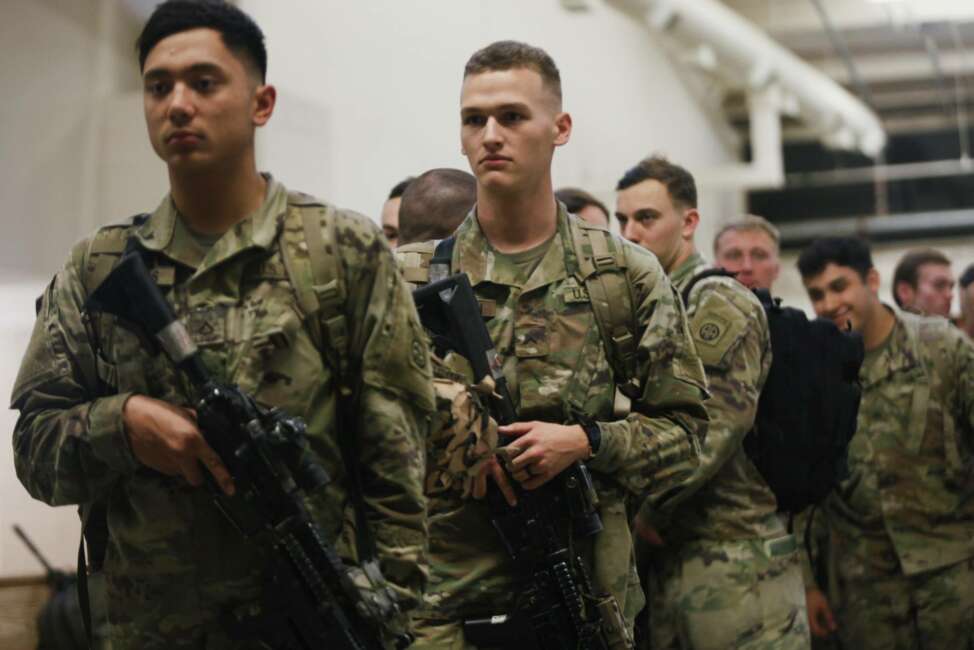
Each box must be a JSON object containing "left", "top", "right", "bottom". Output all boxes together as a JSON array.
[
  {"left": 616, "top": 156, "right": 810, "bottom": 649},
  {"left": 396, "top": 40, "right": 709, "bottom": 648},
  {"left": 10, "top": 2, "right": 433, "bottom": 648},
  {"left": 797, "top": 237, "right": 974, "bottom": 650},
  {"left": 398, "top": 168, "right": 477, "bottom": 245},
  {"left": 892, "top": 248, "right": 955, "bottom": 318},
  {"left": 555, "top": 187, "right": 611, "bottom": 229},
  {"left": 960, "top": 263, "right": 974, "bottom": 339},
  {"left": 712, "top": 214, "right": 782, "bottom": 291},
  {"left": 381, "top": 176, "right": 415, "bottom": 248}
]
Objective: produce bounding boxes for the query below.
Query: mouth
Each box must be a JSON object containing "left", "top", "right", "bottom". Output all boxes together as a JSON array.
[
  {"left": 166, "top": 131, "right": 203, "bottom": 146},
  {"left": 481, "top": 155, "right": 512, "bottom": 169}
]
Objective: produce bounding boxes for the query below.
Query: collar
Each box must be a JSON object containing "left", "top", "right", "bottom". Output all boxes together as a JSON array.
[
  {"left": 860, "top": 306, "right": 924, "bottom": 388},
  {"left": 670, "top": 251, "right": 708, "bottom": 291},
  {"left": 453, "top": 203, "right": 573, "bottom": 293},
  {"left": 133, "top": 174, "right": 288, "bottom": 273}
]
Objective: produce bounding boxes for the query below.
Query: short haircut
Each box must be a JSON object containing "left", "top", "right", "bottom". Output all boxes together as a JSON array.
[
  {"left": 713, "top": 214, "right": 781, "bottom": 255},
  {"left": 891, "top": 248, "right": 952, "bottom": 306},
  {"left": 960, "top": 263, "right": 974, "bottom": 289},
  {"left": 388, "top": 177, "right": 415, "bottom": 201},
  {"left": 616, "top": 155, "right": 697, "bottom": 209},
  {"left": 797, "top": 237, "right": 874, "bottom": 280},
  {"left": 398, "top": 169, "right": 477, "bottom": 246},
  {"left": 137, "top": 0, "right": 267, "bottom": 81},
  {"left": 464, "top": 40, "right": 562, "bottom": 104},
  {"left": 555, "top": 187, "right": 609, "bottom": 223}
]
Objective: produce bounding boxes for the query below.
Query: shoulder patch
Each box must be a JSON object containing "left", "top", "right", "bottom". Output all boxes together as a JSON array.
[{"left": 688, "top": 280, "right": 753, "bottom": 369}]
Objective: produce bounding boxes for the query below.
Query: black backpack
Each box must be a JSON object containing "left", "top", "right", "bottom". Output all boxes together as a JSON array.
[{"left": 682, "top": 270, "right": 865, "bottom": 514}]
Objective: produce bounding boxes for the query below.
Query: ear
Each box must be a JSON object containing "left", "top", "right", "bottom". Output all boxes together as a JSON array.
[
  {"left": 553, "top": 111, "right": 572, "bottom": 147},
  {"left": 894, "top": 279, "right": 914, "bottom": 307},
  {"left": 682, "top": 208, "right": 700, "bottom": 240},
  {"left": 253, "top": 83, "right": 277, "bottom": 127},
  {"left": 866, "top": 267, "right": 882, "bottom": 295}
]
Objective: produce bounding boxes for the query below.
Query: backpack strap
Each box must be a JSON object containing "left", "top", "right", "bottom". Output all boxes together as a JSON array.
[
  {"left": 76, "top": 216, "right": 149, "bottom": 646},
  {"left": 429, "top": 236, "right": 456, "bottom": 283},
  {"left": 568, "top": 224, "right": 640, "bottom": 399},
  {"left": 279, "top": 203, "right": 387, "bottom": 565},
  {"left": 679, "top": 267, "right": 738, "bottom": 307}
]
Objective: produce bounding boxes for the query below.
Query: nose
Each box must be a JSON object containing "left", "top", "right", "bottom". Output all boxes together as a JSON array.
[
  {"left": 740, "top": 254, "right": 754, "bottom": 272},
  {"left": 822, "top": 291, "right": 840, "bottom": 316},
  {"left": 168, "top": 82, "right": 194, "bottom": 125},
  {"left": 622, "top": 220, "right": 639, "bottom": 243},
  {"left": 483, "top": 116, "right": 502, "bottom": 148}
]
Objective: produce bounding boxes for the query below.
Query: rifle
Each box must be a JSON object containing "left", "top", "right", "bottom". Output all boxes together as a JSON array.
[
  {"left": 412, "top": 273, "right": 632, "bottom": 650},
  {"left": 85, "top": 242, "right": 410, "bottom": 650}
]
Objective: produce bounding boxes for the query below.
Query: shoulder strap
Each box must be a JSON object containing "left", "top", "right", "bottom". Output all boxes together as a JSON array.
[
  {"left": 679, "top": 267, "right": 738, "bottom": 307},
  {"left": 280, "top": 205, "right": 382, "bottom": 563},
  {"left": 429, "top": 235, "right": 456, "bottom": 283},
  {"left": 570, "top": 225, "right": 640, "bottom": 398},
  {"left": 75, "top": 217, "right": 148, "bottom": 646}
]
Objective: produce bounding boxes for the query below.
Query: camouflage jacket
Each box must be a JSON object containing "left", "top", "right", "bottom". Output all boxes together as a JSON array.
[
  {"left": 645, "top": 252, "right": 782, "bottom": 544},
  {"left": 396, "top": 208, "right": 708, "bottom": 630},
  {"left": 11, "top": 178, "right": 434, "bottom": 648},
  {"left": 802, "top": 307, "right": 974, "bottom": 584}
]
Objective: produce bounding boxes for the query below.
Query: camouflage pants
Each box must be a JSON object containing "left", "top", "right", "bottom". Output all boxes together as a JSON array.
[
  {"left": 830, "top": 555, "right": 974, "bottom": 650},
  {"left": 645, "top": 535, "right": 811, "bottom": 650}
]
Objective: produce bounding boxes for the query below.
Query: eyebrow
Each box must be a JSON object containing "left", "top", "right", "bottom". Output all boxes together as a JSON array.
[
  {"left": 143, "top": 62, "right": 224, "bottom": 81},
  {"left": 461, "top": 101, "right": 531, "bottom": 115}
]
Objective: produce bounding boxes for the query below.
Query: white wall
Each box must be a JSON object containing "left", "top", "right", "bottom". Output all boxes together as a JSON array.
[
  {"left": 244, "top": 0, "right": 740, "bottom": 246},
  {"left": 1, "top": 0, "right": 737, "bottom": 576}
]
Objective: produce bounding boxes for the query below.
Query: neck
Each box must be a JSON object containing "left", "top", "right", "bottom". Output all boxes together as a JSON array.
[
  {"left": 668, "top": 241, "right": 697, "bottom": 275},
  {"left": 863, "top": 301, "right": 896, "bottom": 351},
  {"left": 476, "top": 178, "right": 558, "bottom": 254},
  {"left": 169, "top": 151, "right": 266, "bottom": 235}
]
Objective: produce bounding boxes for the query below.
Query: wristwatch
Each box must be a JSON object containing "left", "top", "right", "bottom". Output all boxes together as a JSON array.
[{"left": 581, "top": 420, "right": 602, "bottom": 457}]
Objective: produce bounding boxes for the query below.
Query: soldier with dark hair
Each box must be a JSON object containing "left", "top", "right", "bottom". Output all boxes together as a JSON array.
[
  {"left": 11, "top": 2, "right": 433, "bottom": 647},
  {"left": 960, "top": 263, "right": 974, "bottom": 339},
  {"left": 892, "top": 248, "right": 955, "bottom": 318},
  {"left": 381, "top": 176, "right": 415, "bottom": 247},
  {"left": 617, "top": 156, "right": 810, "bottom": 649},
  {"left": 398, "top": 168, "right": 476, "bottom": 246},
  {"left": 555, "top": 187, "right": 610, "bottom": 228},
  {"left": 797, "top": 237, "right": 974, "bottom": 650}
]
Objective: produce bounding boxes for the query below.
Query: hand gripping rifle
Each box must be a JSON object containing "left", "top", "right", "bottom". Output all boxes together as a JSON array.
[
  {"left": 85, "top": 242, "right": 410, "bottom": 650},
  {"left": 413, "top": 273, "right": 632, "bottom": 650}
]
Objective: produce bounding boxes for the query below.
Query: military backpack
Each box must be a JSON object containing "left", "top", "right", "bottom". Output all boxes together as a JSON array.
[{"left": 681, "top": 269, "right": 866, "bottom": 514}]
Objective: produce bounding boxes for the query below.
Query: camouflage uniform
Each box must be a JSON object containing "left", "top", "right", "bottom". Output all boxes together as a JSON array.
[
  {"left": 801, "top": 308, "right": 974, "bottom": 650},
  {"left": 638, "top": 252, "right": 810, "bottom": 650},
  {"left": 11, "top": 178, "right": 435, "bottom": 649},
  {"left": 396, "top": 208, "right": 709, "bottom": 648}
]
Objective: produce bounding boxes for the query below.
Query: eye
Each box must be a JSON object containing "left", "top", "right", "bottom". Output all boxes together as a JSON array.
[
  {"left": 463, "top": 115, "right": 486, "bottom": 127},
  {"left": 753, "top": 250, "right": 768, "bottom": 261},
  {"left": 193, "top": 77, "right": 216, "bottom": 93},
  {"left": 145, "top": 80, "right": 170, "bottom": 97},
  {"left": 501, "top": 111, "right": 524, "bottom": 123},
  {"left": 723, "top": 250, "right": 742, "bottom": 261}
]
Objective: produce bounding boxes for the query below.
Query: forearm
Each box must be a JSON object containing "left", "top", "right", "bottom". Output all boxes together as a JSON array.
[
  {"left": 356, "top": 386, "right": 429, "bottom": 609},
  {"left": 13, "top": 392, "right": 136, "bottom": 505},
  {"left": 590, "top": 406, "right": 704, "bottom": 508}
]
